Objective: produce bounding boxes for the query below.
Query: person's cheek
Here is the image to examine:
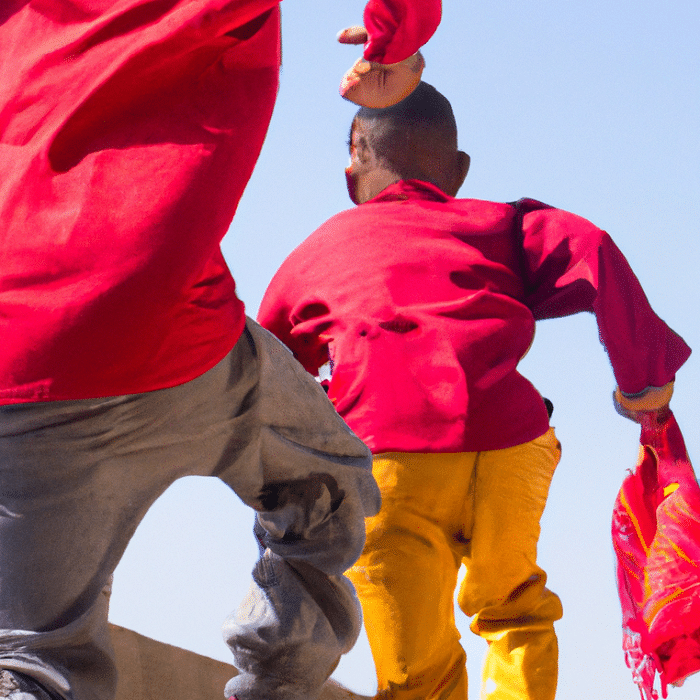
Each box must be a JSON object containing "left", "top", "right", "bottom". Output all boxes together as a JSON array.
[{"left": 345, "top": 166, "right": 359, "bottom": 205}]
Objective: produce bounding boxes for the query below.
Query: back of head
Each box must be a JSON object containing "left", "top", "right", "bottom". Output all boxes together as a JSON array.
[{"left": 354, "top": 82, "right": 459, "bottom": 179}]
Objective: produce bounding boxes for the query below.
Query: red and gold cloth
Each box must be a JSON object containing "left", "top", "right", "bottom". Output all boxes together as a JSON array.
[{"left": 613, "top": 412, "right": 700, "bottom": 700}]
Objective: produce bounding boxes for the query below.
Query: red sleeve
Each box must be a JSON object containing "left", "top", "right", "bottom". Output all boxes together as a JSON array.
[
  {"left": 516, "top": 199, "right": 691, "bottom": 395},
  {"left": 258, "top": 268, "right": 330, "bottom": 376},
  {"left": 0, "top": 0, "right": 280, "bottom": 401},
  {"left": 362, "top": 0, "right": 441, "bottom": 64}
]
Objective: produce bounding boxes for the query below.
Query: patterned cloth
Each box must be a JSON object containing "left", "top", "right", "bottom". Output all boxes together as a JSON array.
[{"left": 613, "top": 412, "right": 700, "bottom": 700}]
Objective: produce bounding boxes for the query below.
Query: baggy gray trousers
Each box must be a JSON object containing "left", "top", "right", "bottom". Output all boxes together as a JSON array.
[{"left": 0, "top": 319, "right": 379, "bottom": 700}]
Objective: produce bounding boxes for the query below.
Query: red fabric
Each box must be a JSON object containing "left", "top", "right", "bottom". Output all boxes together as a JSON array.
[
  {"left": 0, "top": 0, "right": 436, "bottom": 404},
  {"left": 515, "top": 198, "right": 688, "bottom": 395},
  {"left": 363, "top": 0, "right": 441, "bottom": 64},
  {"left": 258, "top": 180, "right": 690, "bottom": 454},
  {"left": 613, "top": 413, "right": 700, "bottom": 700},
  {"left": 0, "top": 0, "right": 281, "bottom": 403}
]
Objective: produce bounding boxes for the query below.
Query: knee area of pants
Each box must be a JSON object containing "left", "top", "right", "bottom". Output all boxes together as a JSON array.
[
  {"left": 460, "top": 572, "right": 554, "bottom": 615},
  {"left": 360, "top": 537, "right": 450, "bottom": 583},
  {"left": 363, "top": 513, "right": 446, "bottom": 550}
]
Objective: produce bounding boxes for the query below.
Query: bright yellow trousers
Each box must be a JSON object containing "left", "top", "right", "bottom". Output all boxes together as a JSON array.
[{"left": 347, "top": 429, "right": 563, "bottom": 700}]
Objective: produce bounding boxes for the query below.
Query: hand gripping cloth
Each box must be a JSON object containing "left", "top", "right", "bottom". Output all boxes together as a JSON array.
[{"left": 612, "top": 412, "right": 700, "bottom": 700}]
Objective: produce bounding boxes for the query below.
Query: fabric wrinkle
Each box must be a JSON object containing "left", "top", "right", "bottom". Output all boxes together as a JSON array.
[{"left": 0, "top": 320, "right": 375, "bottom": 700}]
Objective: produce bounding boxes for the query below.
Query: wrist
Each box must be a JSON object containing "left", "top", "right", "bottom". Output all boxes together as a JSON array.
[{"left": 615, "top": 382, "right": 674, "bottom": 413}]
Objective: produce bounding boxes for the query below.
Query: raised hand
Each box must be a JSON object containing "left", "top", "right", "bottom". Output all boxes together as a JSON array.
[{"left": 337, "top": 25, "right": 424, "bottom": 108}]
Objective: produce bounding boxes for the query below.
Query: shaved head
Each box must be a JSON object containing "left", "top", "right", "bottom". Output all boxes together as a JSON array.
[
  {"left": 347, "top": 82, "right": 468, "bottom": 201},
  {"left": 346, "top": 82, "right": 469, "bottom": 203},
  {"left": 352, "top": 82, "right": 458, "bottom": 171},
  {"left": 355, "top": 81, "right": 458, "bottom": 140}
]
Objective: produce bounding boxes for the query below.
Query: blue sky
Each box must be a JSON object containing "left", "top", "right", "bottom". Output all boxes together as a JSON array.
[{"left": 109, "top": 2, "right": 700, "bottom": 698}]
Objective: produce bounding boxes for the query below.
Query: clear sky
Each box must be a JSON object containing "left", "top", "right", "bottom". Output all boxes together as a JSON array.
[{"left": 109, "top": 1, "right": 700, "bottom": 698}]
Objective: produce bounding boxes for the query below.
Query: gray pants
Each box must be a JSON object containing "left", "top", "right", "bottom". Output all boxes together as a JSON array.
[{"left": 0, "top": 320, "right": 379, "bottom": 700}]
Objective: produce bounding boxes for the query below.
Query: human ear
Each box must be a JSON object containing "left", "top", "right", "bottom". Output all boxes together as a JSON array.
[
  {"left": 456, "top": 151, "right": 470, "bottom": 187},
  {"left": 445, "top": 150, "right": 470, "bottom": 196}
]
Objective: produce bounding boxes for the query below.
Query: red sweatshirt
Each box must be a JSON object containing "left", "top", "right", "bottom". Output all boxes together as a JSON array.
[
  {"left": 0, "top": 0, "right": 440, "bottom": 404},
  {"left": 258, "top": 180, "right": 691, "bottom": 454}
]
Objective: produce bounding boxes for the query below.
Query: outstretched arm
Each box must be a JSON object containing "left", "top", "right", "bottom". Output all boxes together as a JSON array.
[{"left": 514, "top": 199, "right": 691, "bottom": 421}]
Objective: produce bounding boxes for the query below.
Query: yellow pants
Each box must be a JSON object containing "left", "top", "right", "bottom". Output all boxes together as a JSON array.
[{"left": 348, "top": 429, "right": 563, "bottom": 700}]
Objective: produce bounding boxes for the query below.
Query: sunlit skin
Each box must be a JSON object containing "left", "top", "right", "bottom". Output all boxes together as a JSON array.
[
  {"left": 345, "top": 116, "right": 471, "bottom": 205},
  {"left": 337, "top": 26, "right": 425, "bottom": 108}
]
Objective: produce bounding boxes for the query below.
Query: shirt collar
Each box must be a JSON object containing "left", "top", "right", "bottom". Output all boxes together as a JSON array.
[{"left": 366, "top": 179, "right": 451, "bottom": 204}]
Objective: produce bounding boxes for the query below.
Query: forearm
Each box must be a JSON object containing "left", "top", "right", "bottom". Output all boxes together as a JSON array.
[
  {"left": 592, "top": 235, "right": 690, "bottom": 396},
  {"left": 520, "top": 204, "right": 691, "bottom": 396}
]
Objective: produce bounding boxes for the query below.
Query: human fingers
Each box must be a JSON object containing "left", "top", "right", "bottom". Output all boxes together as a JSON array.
[
  {"left": 340, "top": 51, "right": 424, "bottom": 108},
  {"left": 337, "top": 26, "right": 368, "bottom": 45}
]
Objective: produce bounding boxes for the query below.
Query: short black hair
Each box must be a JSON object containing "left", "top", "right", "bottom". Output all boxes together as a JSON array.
[
  {"left": 355, "top": 81, "right": 457, "bottom": 134},
  {"left": 351, "top": 82, "right": 458, "bottom": 170}
]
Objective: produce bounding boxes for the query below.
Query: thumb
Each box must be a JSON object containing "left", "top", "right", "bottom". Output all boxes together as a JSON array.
[{"left": 337, "top": 25, "right": 368, "bottom": 45}]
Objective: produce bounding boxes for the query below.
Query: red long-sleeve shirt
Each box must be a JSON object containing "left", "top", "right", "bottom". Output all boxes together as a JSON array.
[
  {"left": 0, "top": 0, "right": 441, "bottom": 404},
  {"left": 259, "top": 180, "right": 691, "bottom": 454}
]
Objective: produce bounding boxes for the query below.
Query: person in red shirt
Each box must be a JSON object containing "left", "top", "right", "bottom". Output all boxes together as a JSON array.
[
  {"left": 258, "top": 82, "right": 691, "bottom": 700},
  {"left": 0, "top": 2, "right": 440, "bottom": 700}
]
